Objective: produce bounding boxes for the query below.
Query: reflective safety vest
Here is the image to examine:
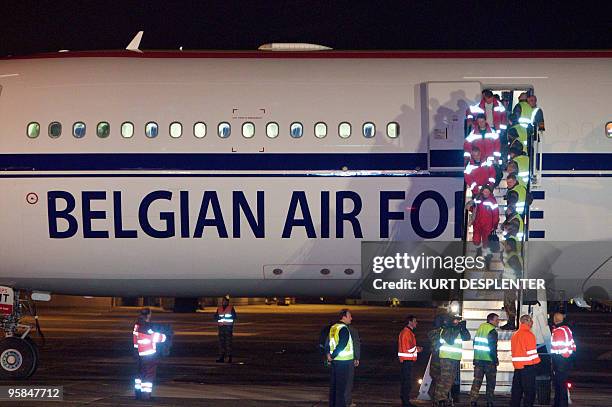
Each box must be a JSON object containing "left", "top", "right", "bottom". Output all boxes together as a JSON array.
[
  {"left": 329, "top": 323, "right": 354, "bottom": 361},
  {"left": 216, "top": 305, "right": 235, "bottom": 326},
  {"left": 510, "top": 124, "right": 529, "bottom": 151},
  {"left": 512, "top": 155, "right": 530, "bottom": 184},
  {"left": 439, "top": 328, "right": 464, "bottom": 361},
  {"left": 503, "top": 213, "right": 525, "bottom": 241},
  {"left": 511, "top": 323, "right": 541, "bottom": 369},
  {"left": 502, "top": 235, "right": 523, "bottom": 279},
  {"left": 133, "top": 323, "right": 167, "bottom": 357},
  {"left": 551, "top": 325, "right": 576, "bottom": 358},
  {"left": 473, "top": 322, "right": 496, "bottom": 362},
  {"left": 398, "top": 327, "right": 418, "bottom": 361},
  {"left": 507, "top": 183, "right": 528, "bottom": 215},
  {"left": 517, "top": 101, "right": 540, "bottom": 127}
]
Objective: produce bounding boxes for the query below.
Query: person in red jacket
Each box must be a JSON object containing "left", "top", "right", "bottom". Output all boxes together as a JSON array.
[
  {"left": 464, "top": 114, "right": 501, "bottom": 166},
  {"left": 469, "top": 184, "right": 499, "bottom": 260},
  {"left": 133, "top": 308, "right": 167, "bottom": 400},
  {"left": 398, "top": 315, "right": 423, "bottom": 407},
  {"left": 464, "top": 147, "right": 497, "bottom": 196},
  {"left": 551, "top": 312, "right": 576, "bottom": 407},
  {"left": 466, "top": 89, "right": 508, "bottom": 134}
]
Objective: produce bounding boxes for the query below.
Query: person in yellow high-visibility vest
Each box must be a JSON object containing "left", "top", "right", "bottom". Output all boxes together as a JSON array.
[
  {"left": 434, "top": 314, "right": 471, "bottom": 406},
  {"left": 508, "top": 145, "right": 530, "bottom": 185},
  {"left": 469, "top": 313, "right": 500, "bottom": 407},
  {"left": 326, "top": 309, "right": 360, "bottom": 407}
]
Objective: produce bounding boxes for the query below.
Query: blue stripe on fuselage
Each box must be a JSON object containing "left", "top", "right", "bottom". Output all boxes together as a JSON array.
[{"left": 0, "top": 152, "right": 611, "bottom": 172}]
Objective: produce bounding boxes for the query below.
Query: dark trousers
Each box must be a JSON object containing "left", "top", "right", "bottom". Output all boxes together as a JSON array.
[
  {"left": 218, "top": 325, "right": 233, "bottom": 356},
  {"left": 553, "top": 368, "right": 569, "bottom": 407},
  {"left": 400, "top": 360, "right": 414, "bottom": 406},
  {"left": 469, "top": 362, "right": 497, "bottom": 403},
  {"left": 330, "top": 360, "right": 354, "bottom": 407},
  {"left": 510, "top": 365, "right": 536, "bottom": 407},
  {"left": 136, "top": 356, "right": 158, "bottom": 397}
]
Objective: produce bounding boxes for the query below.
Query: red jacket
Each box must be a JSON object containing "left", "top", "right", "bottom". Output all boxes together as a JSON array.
[
  {"left": 466, "top": 98, "right": 508, "bottom": 132},
  {"left": 133, "top": 323, "right": 167, "bottom": 357},
  {"left": 464, "top": 124, "right": 501, "bottom": 165},
  {"left": 551, "top": 325, "right": 576, "bottom": 358},
  {"left": 398, "top": 327, "right": 418, "bottom": 362},
  {"left": 464, "top": 160, "right": 496, "bottom": 196},
  {"left": 472, "top": 195, "right": 499, "bottom": 231}
]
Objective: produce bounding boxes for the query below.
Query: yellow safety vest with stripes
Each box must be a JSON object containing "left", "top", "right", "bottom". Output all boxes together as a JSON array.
[
  {"left": 329, "top": 323, "right": 354, "bottom": 361},
  {"left": 473, "top": 322, "right": 496, "bottom": 362},
  {"left": 510, "top": 124, "right": 529, "bottom": 152},
  {"left": 507, "top": 183, "right": 528, "bottom": 215},
  {"left": 517, "top": 101, "right": 540, "bottom": 127},
  {"left": 513, "top": 155, "right": 530, "bottom": 184},
  {"left": 439, "top": 328, "right": 464, "bottom": 361}
]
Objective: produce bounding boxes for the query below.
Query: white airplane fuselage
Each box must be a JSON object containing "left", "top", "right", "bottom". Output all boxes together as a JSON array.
[{"left": 1, "top": 51, "right": 611, "bottom": 297}]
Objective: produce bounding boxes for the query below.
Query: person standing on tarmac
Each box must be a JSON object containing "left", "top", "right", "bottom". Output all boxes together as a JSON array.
[
  {"left": 469, "top": 313, "right": 500, "bottom": 407},
  {"left": 215, "top": 295, "right": 237, "bottom": 363},
  {"left": 434, "top": 314, "right": 471, "bottom": 407},
  {"left": 327, "top": 309, "right": 360, "bottom": 407},
  {"left": 510, "top": 315, "right": 541, "bottom": 407},
  {"left": 398, "top": 315, "right": 423, "bottom": 407},
  {"left": 551, "top": 312, "right": 576, "bottom": 407},
  {"left": 133, "top": 308, "right": 167, "bottom": 400}
]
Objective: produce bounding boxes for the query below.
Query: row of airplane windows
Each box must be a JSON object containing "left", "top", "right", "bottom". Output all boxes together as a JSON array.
[{"left": 26, "top": 121, "right": 401, "bottom": 140}]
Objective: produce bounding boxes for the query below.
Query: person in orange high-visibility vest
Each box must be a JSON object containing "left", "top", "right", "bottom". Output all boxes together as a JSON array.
[
  {"left": 133, "top": 308, "right": 167, "bottom": 400},
  {"left": 510, "top": 315, "right": 541, "bottom": 407},
  {"left": 397, "top": 315, "right": 423, "bottom": 407},
  {"left": 551, "top": 312, "right": 576, "bottom": 407},
  {"left": 215, "top": 295, "right": 237, "bottom": 363}
]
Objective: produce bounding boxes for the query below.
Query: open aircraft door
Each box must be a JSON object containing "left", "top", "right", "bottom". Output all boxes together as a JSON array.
[{"left": 422, "top": 81, "right": 481, "bottom": 171}]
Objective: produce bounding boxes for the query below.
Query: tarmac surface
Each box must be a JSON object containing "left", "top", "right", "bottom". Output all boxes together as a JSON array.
[{"left": 2, "top": 304, "right": 611, "bottom": 406}]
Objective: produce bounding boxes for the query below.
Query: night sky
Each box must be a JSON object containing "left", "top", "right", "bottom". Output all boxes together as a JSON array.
[{"left": 2, "top": 1, "right": 611, "bottom": 56}]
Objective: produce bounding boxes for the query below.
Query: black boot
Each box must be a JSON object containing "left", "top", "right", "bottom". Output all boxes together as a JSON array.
[
  {"left": 500, "top": 322, "right": 516, "bottom": 330},
  {"left": 471, "top": 401, "right": 478, "bottom": 407},
  {"left": 486, "top": 403, "right": 494, "bottom": 407},
  {"left": 216, "top": 355, "right": 225, "bottom": 363},
  {"left": 227, "top": 355, "right": 232, "bottom": 363}
]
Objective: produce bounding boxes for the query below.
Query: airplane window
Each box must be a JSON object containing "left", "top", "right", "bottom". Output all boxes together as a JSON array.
[
  {"left": 218, "top": 122, "right": 231, "bottom": 138},
  {"left": 170, "top": 122, "right": 182, "bottom": 138},
  {"left": 97, "top": 122, "right": 110, "bottom": 138},
  {"left": 145, "top": 122, "right": 158, "bottom": 138},
  {"left": 242, "top": 122, "right": 255, "bottom": 138},
  {"left": 194, "top": 122, "right": 207, "bottom": 138},
  {"left": 339, "top": 122, "right": 351, "bottom": 139},
  {"left": 363, "top": 122, "right": 376, "bottom": 138},
  {"left": 121, "top": 122, "right": 134, "bottom": 138},
  {"left": 290, "top": 122, "right": 303, "bottom": 138},
  {"left": 606, "top": 122, "right": 612, "bottom": 138},
  {"left": 386, "top": 122, "right": 399, "bottom": 138},
  {"left": 314, "top": 122, "right": 327, "bottom": 138},
  {"left": 48, "top": 122, "right": 62, "bottom": 138},
  {"left": 72, "top": 122, "right": 86, "bottom": 138},
  {"left": 266, "top": 122, "right": 279, "bottom": 138},
  {"left": 27, "top": 122, "right": 40, "bottom": 139}
]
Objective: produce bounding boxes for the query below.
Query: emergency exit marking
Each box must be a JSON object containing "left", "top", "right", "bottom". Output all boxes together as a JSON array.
[{"left": 26, "top": 193, "right": 38, "bottom": 204}]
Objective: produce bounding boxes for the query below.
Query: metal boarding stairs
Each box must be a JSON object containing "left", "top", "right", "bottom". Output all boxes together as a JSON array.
[{"left": 459, "top": 127, "right": 542, "bottom": 394}]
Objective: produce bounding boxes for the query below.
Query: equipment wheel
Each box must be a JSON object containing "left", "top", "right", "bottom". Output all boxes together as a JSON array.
[{"left": 0, "top": 337, "right": 38, "bottom": 379}]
